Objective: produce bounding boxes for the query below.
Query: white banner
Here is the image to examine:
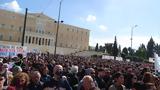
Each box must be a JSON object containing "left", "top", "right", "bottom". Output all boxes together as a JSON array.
[
  {"left": 0, "top": 45, "right": 27, "bottom": 57},
  {"left": 154, "top": 53, "right": 160, "bottom": 75}
]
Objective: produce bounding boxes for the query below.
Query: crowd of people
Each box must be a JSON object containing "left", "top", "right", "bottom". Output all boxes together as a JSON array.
[{"left": 0, "top": 52, "right": 160, "bottom": 90}]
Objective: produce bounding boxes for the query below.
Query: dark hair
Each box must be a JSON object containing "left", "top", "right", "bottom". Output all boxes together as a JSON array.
[
  {"left": 143, "top": 72, "right": 154, "bottom": 83},
  {"left": 144, "top": 83, "right": 156, "bottom": 90},
  {"left": 113, "top": 72, "right": 123, "bottom": 79},
  {"left": 17, "top": 54, "right": 23, "bottom": 59},
  {"left": 0, "top": 74, "right": 5, "bottom": 78},
  {"left": 132, "top": 82, "right": 145, "bottom": 90},
  {"left": 125, "top": 73, "right": 136, "bottom": 89}
]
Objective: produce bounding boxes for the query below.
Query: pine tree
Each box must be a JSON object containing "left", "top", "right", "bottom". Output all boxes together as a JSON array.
[
  {"left": 121, "top": 47, "right": 128, "bottom": 61},
  {"left": 112, "top": 36, "right": 118, "bottom": 60},
  {"left": 135, "top": 44, "right": 147, "bottom": 60},
  {"left": 95, "top": 43, "right": 99, "bottom": 51},
  {"left": 118, "top": 45, "right": 121, "bottom": 56},
  {"left": 147, "top": 37, "right": 155, "bottom": 58}
]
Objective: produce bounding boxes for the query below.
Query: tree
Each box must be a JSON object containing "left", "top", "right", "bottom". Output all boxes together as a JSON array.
[
  {"left": 95, "top": 43, "right": 99, "bottom": 51},
  {"left": 112, "top": 36, "right": 118, "bottom": 60},
  {"left": 118, "top": 45, "right": 121, "bottom": 56},
  {"left": 121, "top": 47, "right": 128, "bottom": 61},
  {"left": 99, "top": 45, "right": 105, "bottom": 52},
  {"left": 147, "top": 37, "right": 155, "bottom": 58},
  {"left": 104, "top": 43, "right": 113, "bottom": 55},
  {"left": 128, "top": 47, "right": 134, "bottom": 56},
  {"left": 155, "top": 44, "right": 160, "bottom": 56},
  {"left": 135, "top": 44, "right": 147, "bottom": 60}
]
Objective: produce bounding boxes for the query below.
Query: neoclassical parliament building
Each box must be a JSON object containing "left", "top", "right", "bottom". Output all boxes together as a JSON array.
[{"left": 0, "top": 9, "right": 90, "bottom": 54}]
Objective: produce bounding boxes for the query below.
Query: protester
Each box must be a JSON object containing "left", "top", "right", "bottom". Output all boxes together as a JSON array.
[
  {"left": 39, "top": 65, "right": 52, "bottom": 83},
  {"left": 43, "top": 65, "right": 72, "bottom": 90},
  {"left": 132, "top": 82, "right": 145, "bottom": 90},
  {"left": 27, "top": 71, "right": 43, "bottom": 90},
  {"left": 14, "top": 54, "right": 25, "bottom": 68},
  {"left": 144, "top": 83, "right": 157, "bottom": 90},
  {"left": 124, "top": 73, "right": 137, "bottom": 90},
  {"left": 95, "top": 68, "right": 107, "bottom": 90},
  {"left": 11, "top": 72, "right": 29, "bottom": 90},
  {"left": 109, "top": 72, "right": 126, "bottom": 90},
  {"left": 0, "top": 74, "right": 15, "bottom": 90},
  {"left": 143, "top": 72, "right": 154, "bottom": 84},
  {"left": 0, "top": 52, "right": 159, "bottom": 90},
  {"left": 12, "top": 66, "right": 22, "bottom": 76},
  {"left": 67, "top": 65, "right": 79, "bottom": 90},
  {"left": 79, "top": 75, "right": 99, "bottom": 90}
]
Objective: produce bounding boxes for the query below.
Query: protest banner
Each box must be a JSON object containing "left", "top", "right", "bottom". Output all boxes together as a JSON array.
[
  {"left": 154, "top": 53, "right": 160, "bottom": 76},
  {"left": 0, "top": 45, "right": 27, "bottom": 57}
]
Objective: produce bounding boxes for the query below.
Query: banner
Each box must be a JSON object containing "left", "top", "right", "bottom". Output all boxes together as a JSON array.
[
  {"left": 0, "top": 45, "right": 27, "bottom": 57},
  {"left": 154, "top": 53, "right": 160, "bottom": 76}
]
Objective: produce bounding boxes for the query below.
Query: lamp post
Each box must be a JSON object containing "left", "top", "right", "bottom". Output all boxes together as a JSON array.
[
  {"left": 54, "top": 0, "right": 63, "bottom": 55},
  {"left": 21, "top": 8, "right": 28, "bottom": 46},
  {"left": 130, "top": 25, "right": 138, "bottom": 59}
]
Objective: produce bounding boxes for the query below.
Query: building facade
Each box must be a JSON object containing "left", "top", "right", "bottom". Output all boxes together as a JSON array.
[{"left": 0, "top": 9, "right": 90, "bottom": 55}]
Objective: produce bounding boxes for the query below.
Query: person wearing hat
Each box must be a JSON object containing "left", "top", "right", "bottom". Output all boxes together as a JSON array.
[{"left": 12, "top": 66, "right": 22, "bottom": 76}]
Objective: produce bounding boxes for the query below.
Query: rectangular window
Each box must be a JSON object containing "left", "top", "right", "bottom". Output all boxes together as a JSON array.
[
  {"left": 48, "top": 39, "right": 50, "bottom": 46},
  {"left": 42, "top": 38, "right": 44, "bottom": 45},
  {"left": 0, "top": 34, "right": 3, "bottom": 40},
  {"left": 45, "top": 39, "right": 48, "bottom": 45},
  {"left": 11, "top": 25, "right": 14, "bottom": 29},
  {"left": 36, "top": 30, "right": 38, "bottom": 33},
  {"left": 12, "top": 16, "right": 16, "bottom": 19},
  {"left": 67, "top": 28, "right": 69, "bottom": 31},
  {"left": 28, "top": 36, "right": 31, "bottom": 44},
  {"left": 1, "top": 24, "right": 5, "bottom": 28},
  {"left": 39, "top": 30, "right": 41, "bottom": 33},
  {"left": 32, "top": 37, "right": 35, "bottom": 44},
  {"left": 19, "top": 27, "right": 22, "bottom": 32},
  {"left": 42, "top": 31, "right": 44, "bottom": 34},
  {"left": 18, "top": 37, "right": 20, "bottom": 42},
  {"left": 9, "top": 35, "right": 12, "bottom": 41},
  {"left": 25, "top": 36, "right": 28, "bottom": 43},
  {"left": 51, "top": 39, "right": 53, "bottom": 46},
  {"left": 39, "top": 38, "right": 41, "bottom": 45},
  {"left": 36, "top": 37, "right": 38, "bottom": 44}
]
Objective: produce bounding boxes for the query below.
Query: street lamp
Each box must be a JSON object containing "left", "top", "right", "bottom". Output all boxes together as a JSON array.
[
  {"left": 54, "top": 0, "right": 63, "bottom": 55},
  {"left": 21, "top": 8, "right": 28, "bottom": 46},
  {"left": 130, "top": 25, "right": 138, "bottom": 59}
]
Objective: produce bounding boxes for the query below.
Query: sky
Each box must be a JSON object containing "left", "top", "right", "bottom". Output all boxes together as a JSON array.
[{"left": 0, "top": 0, "right": 160, "bottom": 50}]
